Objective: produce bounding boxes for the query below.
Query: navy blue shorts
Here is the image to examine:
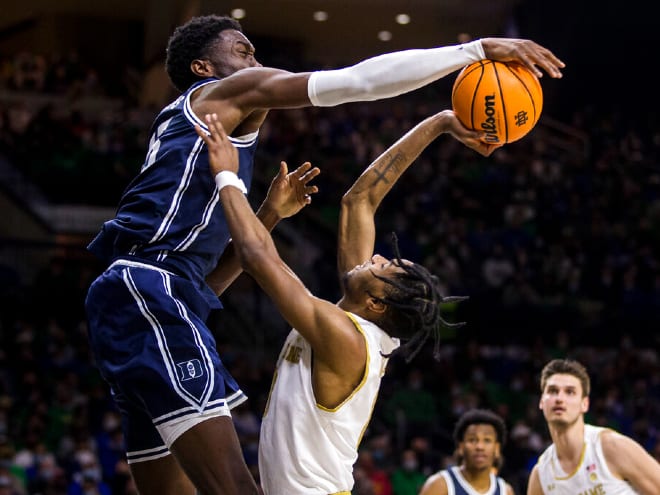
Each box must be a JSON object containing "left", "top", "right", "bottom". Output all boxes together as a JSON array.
[{"left": 85, "top": 260, "right": 246, "bottom": 463}]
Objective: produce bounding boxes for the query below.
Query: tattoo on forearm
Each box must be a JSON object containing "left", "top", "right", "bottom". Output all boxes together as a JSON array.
[{"left": 370, "top": 151, "right": 406, "bottom": 186}]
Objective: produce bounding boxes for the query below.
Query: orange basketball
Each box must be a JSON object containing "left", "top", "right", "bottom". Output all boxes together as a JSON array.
[{"left": 452, "top": 60, "right": 543, "bottom": 144}]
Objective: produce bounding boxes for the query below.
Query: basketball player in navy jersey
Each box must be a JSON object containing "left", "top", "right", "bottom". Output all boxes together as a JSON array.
[
  {"left": 420, "top": 409, "right": 514, "bottom": 495},
  {"left": 84, "top": 13, "right": 565, "bottom": 495}
]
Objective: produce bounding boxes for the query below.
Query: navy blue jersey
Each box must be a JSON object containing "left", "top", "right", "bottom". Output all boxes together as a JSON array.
[
  {"left": 88, "top": 78, "right": 258, "bottom": 286},
  {"left": 85, "top": 79, "right": 256, "bottom": 460},
  {"left": 439, "top": 466, "right": 507, "bottom": 495}
]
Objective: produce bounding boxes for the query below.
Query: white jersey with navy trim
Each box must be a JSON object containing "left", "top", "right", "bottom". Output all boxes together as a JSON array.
[
  {"left": 88, "top": 77, "right": 259, "bottom": 287},
  {"left": 258, "top": 312, "right": 400, "bottom": 495},
  {"left": 431, "top": 466, "right": 507, "bottom": 495},
  {"left": 535, "top": 424, "right": 639, "bottom": 494}
]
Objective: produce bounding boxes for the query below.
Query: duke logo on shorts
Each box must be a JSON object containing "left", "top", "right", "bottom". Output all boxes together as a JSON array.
[{"left": 178, "top": 359, "right": 204, "bottom": 381}]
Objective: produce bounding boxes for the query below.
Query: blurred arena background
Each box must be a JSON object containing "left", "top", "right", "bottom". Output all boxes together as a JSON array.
[{"left": 0, "top": 1, "right": 657, "bottom": 494}]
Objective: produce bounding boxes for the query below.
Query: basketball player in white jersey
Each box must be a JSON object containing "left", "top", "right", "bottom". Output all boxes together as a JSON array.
[
  {"left": 527, "top": 358, "right": 660, "bottom": 495},
  {"left": 196, "top": 109, "right": 488, "bottom": 494}
]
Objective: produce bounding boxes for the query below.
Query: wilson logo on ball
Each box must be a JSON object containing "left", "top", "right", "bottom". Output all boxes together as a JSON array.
[
  {"left": 452, "top": 60, "right": 543, "bottom": 144},
  {"left": 481, "top": 94, "right": 499, "bottom": 143}
]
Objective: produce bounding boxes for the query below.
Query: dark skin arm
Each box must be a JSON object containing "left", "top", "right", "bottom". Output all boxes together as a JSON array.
[
  {"left": 190, "top": 36, "right": 565, "bottom": 136},
  {"left": 197, "top": 115, "right": 360, "bottom": 407},
  {"left": 337, "top": 110, "right": 487, "bottom": 279},
  {"left": 205, "top": 160, "right": 320, "bottom": 296},
  {"left": 197, "top": 111, "right": 484, "bottom": 408},
  {"left": 196, "top": 34, "right": 562, "bottom": 290}
]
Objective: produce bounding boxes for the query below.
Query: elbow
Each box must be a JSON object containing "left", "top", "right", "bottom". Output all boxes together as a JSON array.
[
  {"left": 340, "top": 194, "right": 355, "bottom": 219},
  {"left": 206, "top": 281, "right": 222, "bottom": 297},
  {"left": 340, "top": 191, "right": 361, "bottom": 209},
  {"left": 341, "top": 190, "right": 374, "bottom": 214},
  {"left": 235, "top": 237, "right": 272, "bottom": 274}
]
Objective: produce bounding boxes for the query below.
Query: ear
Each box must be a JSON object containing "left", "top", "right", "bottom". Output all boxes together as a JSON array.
[
  {"left": 191, "top": 59, "right": 214, "bottom": 77},
  {"left": 581, "top": 396, "right": 589, "bottom": 414},
  {"left": 366, "top": 296, "right": 387, "bottom": 315}
]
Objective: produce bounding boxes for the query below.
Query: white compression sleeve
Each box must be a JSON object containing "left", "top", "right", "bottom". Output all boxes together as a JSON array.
[{"left": 307, "top": 40, "right": 485, "bottom": 107}]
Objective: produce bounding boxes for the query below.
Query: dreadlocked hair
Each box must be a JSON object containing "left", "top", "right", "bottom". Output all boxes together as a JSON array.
[
  {"left": 165, "top": 15, "right": 243, "bottom": 92},
  {"left": 369, "top": 233, "right": 467, "bottom": 363}
]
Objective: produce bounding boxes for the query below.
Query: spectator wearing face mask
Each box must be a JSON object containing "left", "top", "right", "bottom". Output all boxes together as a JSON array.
[{"left": 390, "top": 449, "right": 425, "bottom": 495}]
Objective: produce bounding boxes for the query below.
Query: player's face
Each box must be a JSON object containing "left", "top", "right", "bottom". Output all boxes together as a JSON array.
[
  {"left": 208, "top": 29, "right": 261, "bottom": 77},
  {"left": 458, "top": 424, "right": 500, "bottom": 472},
  {"left": 539, "top": 373, "right": 588, "bottom": 428},
  {"left": 341, "top": 254, "right": 412, "bottom": 305},
  {"left": 343, "top": 255, "right": 409, "bottom": 296}
]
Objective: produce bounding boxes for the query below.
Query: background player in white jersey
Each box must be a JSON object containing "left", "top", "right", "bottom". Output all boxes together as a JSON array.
[
  {"left": 420, "top": 409, "right": 515, "bottom": 495},
  {"left": 197, "top": 109, "right": 490, "bottom": 494},
  {"left": 86, "top": 12, "right": 565, "bottom": 495},
  {"left": 527, "top": 358, "right": 660, "bottom": 495}
]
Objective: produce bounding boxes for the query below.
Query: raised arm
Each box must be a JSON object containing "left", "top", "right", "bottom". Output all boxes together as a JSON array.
[
  {"left": 197, "top": 114, "right": 363, "bottom": 371},
  {"left": 306, "top": 37, "right": 563, "bottom": 108},
  {"left": 337, "top": 110, "right": 488, "bottom": 276},
  {"left": 195, "top": 38, "right": 564, "bottom": 128}
]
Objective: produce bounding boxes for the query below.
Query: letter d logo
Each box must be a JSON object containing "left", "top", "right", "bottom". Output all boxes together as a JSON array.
[{"left": 176, "top": 359, "right": 204, "bottom": 381}]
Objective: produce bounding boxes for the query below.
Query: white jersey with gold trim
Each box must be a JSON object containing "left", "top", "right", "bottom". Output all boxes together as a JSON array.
[
  {"left": 258, "top": 312, "right": 399, "bottom": 495},
  {"left": 535, "top": 424, "right": 639, "bottom": 494}
]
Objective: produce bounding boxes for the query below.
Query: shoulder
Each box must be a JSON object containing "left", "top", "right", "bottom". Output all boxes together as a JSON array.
[
  {"left": 599, "top": 427, "right": 660, "bottom": 491},
  {"left": 526, "top": 464, "right": 544, "bottom": 495},
  {"left": 419, "top": 470, "right": 449, "bottom": 495},
  {"left": 598, "top": 428, "right": 651, "bottom": 480},
  {"left": 599, "top": 428, "right": 640, "bottom": 467},
  {"left": 599, "top": 427, "right": 630, "bottom": 453}
]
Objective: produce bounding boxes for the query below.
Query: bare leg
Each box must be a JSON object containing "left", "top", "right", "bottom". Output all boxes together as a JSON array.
[
  {"left": 130, "top": 453, "right": 196, "bottom": 495},
  {"left": 170, "top": 415, "right": 260, "bottom": 495}
]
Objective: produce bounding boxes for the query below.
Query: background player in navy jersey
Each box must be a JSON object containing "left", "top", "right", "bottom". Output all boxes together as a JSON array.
[
  {"left": 198, "top": 110, "right": 491, "bottom": 494},
  {"left": 420, "top": 409, "right": 515, "bottom": 495},
  {"left": 84, "top": 13, "right": 565, "bottom": 495}
]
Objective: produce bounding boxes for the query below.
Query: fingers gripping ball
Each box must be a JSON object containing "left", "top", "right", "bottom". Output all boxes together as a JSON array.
[{"left": 452, "top": 60, "right": 543, "bottom": 144}]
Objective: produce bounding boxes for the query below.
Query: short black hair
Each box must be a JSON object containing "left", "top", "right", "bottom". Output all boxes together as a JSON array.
[
  {"left": 453, "top": 409, "right": 507, "bottom": 446},
  {"left": 373, "top": 233, "right": 467, "bottom": 363},
  {"left": 165, "top": 14, "right": 243, "bottom": 92}
]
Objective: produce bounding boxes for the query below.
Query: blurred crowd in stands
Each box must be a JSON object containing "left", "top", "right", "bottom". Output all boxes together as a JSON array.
[{"left": 0, "top": 49, "right": 658, "bottom": 495}]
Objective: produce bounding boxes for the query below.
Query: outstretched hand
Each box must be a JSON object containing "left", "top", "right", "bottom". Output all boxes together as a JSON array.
[
  {"left": 435, "top": 110, "right": 502, "bottom": 156},
  {"left": 194, "top": 113, "right": 239, "bottom": 175},
  {"left": 265, "top": 161, "right": 320, "bottom": 219},
  {"left": 481, "top": 38, "right": 565, "bottom": 79}
]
